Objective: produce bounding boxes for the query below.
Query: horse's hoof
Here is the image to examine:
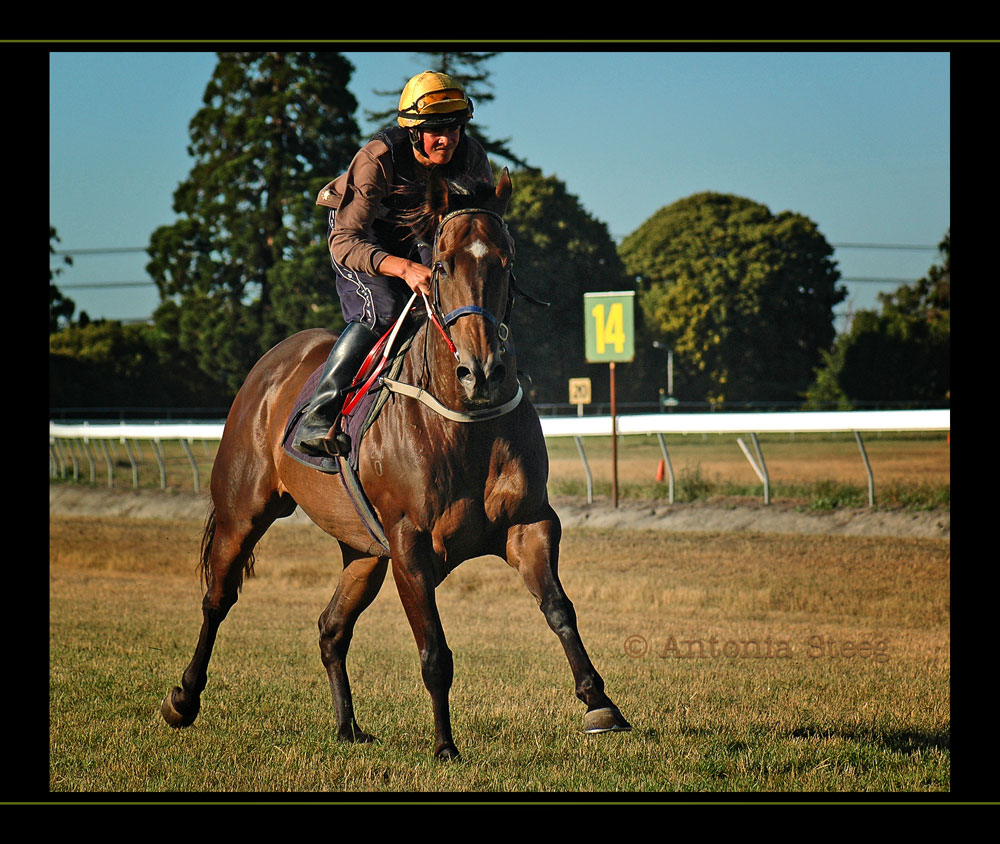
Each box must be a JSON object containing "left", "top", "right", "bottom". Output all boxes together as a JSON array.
[
  {"left": 338, "top": 725, "right": 378, "bottom": 744},
  {"left": 161, "top": 687, "right": 199, "bottom": 728},
  {"left": 583, "top": 706, "right": 632, "bottom": 734},
  {"left": 434, "top": 745, "right": 463, "bottom": 763}
]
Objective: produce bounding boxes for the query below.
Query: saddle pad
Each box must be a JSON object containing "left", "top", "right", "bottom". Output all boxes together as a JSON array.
[
  {"left": 279, "top": 366, "right": 390, "bottom": 554},
  {"left": 280, "top": 326, "right": 415, "bottom": 474},
  {"left": 279, "top": 329, "right": 416, "bottom": 556},
  {"left": 280, "top": 364, "right": 381, "bottom": 475},
  {"left": 281, "top": 364, "right": 339, "bottom": 474}
]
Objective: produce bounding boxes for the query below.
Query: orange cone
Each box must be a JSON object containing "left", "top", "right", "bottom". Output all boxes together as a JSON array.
[{"left": 656, "top": 459, "right": 665, "bottom": 482}]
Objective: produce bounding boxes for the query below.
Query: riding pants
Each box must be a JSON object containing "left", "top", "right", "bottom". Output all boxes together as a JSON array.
[{"left": 329, "top": 210, "right": 432, "bottom": 333}]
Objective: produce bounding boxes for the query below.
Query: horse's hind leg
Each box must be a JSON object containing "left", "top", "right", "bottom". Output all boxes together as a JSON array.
[
  {"left": 506, "top": 507, "right": 631, "bottom": 734},
  {"left": 162, "top": 495, "right": 293, "bottom": 728},
  {"left": 318, "top": 543, "right": 388, "bottom": 743}
]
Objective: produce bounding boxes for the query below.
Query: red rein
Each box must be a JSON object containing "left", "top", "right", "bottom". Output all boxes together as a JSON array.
[{"left": 340, "top": 291, "right": 457, "bottom": 418}]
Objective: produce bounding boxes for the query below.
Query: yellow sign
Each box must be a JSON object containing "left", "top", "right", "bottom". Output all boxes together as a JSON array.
[
  {"left": 584, "top": 291, "right": 635, "bottom": 362},
  {"left": 568, "top": 378, "right": 592, "bottom": 405}
]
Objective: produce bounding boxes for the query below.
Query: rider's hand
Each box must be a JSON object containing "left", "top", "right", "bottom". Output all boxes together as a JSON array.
[
  {"left": 401, "top": 262, "right": 433, "bottom": 297},
  {"left": 380, "top": 256, "right": 432, "bottom": 297}
]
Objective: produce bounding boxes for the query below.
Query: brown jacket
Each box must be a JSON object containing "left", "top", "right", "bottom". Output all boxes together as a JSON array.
[{"left": 316, "top": 127, "right": 493, "bottom": 276}]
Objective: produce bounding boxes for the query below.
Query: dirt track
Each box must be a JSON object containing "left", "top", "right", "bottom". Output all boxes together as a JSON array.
[{"left": 49, "top": 485, "right": 950, "bottom": 540}]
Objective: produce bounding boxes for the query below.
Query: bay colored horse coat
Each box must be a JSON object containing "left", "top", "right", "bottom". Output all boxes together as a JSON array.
[{"left": 161, "top": 168, "right": 630, "bottom": 761}]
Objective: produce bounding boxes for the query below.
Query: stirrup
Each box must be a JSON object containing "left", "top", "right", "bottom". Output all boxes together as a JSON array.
[{"left": 299, "top": 429, "right": 351, "bottom": 458}]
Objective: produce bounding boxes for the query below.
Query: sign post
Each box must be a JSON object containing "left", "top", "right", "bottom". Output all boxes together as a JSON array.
[
  {"left": 583, "top": 291, "right": 635, "bottom": 508},
  {"left": 568, "top": 377, "right": 591, "bottom": 416}
]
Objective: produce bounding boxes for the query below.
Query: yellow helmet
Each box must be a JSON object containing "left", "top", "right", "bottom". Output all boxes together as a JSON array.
[{"left": 397, "top": 71, "right": 473, "bottom": 129}]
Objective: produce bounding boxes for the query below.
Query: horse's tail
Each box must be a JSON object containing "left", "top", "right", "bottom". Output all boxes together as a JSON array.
[
  {"left": 198, "top": 505, "right": 217, "bottom": 590},
  {"left": 197, "top": 503, "right": 258, "bottom": 591}
]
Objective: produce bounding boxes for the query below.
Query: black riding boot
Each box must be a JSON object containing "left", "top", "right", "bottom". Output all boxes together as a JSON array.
[{"left": 295, "top": 321, "right": 381, "bottom": 457}]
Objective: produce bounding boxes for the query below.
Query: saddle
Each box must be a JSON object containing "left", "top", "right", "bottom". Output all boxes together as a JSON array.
[{"left": 280, "top": 328, "right": 416, "bottom": 555}]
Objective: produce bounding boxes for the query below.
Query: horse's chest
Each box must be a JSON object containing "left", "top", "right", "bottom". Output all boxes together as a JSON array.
[{"left": 431, "top": 497, "right": 493, "bottom": 563}]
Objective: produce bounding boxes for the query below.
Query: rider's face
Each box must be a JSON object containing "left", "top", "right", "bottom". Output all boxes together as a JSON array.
[{"left": 419, "top": 127, "right": 461, "bottom": 166}]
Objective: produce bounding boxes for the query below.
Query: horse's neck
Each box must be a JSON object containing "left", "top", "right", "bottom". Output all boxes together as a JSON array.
[{"left": 404, "top": 321, "right": 462, "bottom": 407}]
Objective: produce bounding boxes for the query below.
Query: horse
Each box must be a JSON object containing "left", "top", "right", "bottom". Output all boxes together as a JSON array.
[{"left": 160, "top": 167, "right": 631, "bottom": 761}]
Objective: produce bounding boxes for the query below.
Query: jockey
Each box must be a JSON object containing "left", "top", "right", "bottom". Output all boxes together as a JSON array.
[{"left": 296, "top": 71, "right": 495, "bottom": 458}]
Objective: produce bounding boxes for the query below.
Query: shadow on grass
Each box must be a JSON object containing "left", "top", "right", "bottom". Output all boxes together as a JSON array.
[{"left": 789, "top": 725, "right": 950, "bottom": 755}]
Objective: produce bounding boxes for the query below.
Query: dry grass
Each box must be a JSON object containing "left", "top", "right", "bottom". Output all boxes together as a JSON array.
[{"left": 48, "top": 512, "right": 951, "bottom": 797}]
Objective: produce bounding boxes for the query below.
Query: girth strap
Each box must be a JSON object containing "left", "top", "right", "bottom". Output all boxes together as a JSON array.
[{"left": 382, "top": 378, "right": 523, "bottom": 423}]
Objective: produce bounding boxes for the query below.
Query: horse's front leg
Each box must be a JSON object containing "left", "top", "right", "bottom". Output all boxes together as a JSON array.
[
  {"left": 506, "top": 506, "right": 632, "bottom": 734},
  {"left": 388, "top": 523, "right": 460, "bottom": 761}
]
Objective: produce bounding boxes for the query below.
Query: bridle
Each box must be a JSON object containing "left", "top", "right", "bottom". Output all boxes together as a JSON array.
[
  {"left": 425, "top": 206, "right": 514, "bottom": 358},
  {"left": 377, "top": 204, "right": 550, "bottom": 422}
]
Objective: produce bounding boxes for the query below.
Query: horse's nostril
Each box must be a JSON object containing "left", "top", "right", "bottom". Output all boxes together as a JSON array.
[
  {"left": 457, "top": 365, "right": 474, "bottom": 384},
  {"left": 490, "top": 364, "right": 507, "bottom": 384}
]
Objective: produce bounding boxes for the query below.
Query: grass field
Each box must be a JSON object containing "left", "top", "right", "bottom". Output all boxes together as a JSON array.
[{"left": 48, "top": 507, "right": 951, "bottom": 797}]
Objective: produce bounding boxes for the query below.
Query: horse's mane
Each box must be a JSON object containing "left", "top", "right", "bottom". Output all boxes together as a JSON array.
[{"left": 396, "top": 171, "right": 499, "bottom": 245}]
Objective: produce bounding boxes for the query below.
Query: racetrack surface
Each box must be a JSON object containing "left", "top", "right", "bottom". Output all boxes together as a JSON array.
[{"left": 49, "top": 485, "right": 949, "bottom": 540}]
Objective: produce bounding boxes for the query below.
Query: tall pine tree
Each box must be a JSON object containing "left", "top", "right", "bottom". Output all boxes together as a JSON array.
[{"left": 147, "top": 52, "right": 361, "bottom": 395}]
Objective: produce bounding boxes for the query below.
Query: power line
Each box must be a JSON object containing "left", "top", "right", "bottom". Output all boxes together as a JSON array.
[
  {"left": 841, "top": 277, "right": 918, "bottom": 285},
  {"left": 57, "top": 281, "right": 155, "bottom": 289},
  {"left": 56, "top": 241, "right": 942, "bottom": 257},
  {"left": 52, "top": 247, "right": 147, "bottom": 256},
  {"left": 57, "top": 274, "right": 921, "bottom": 292},
  {"left": 831, "top": 242, "right": 938, "bottom": 251}
]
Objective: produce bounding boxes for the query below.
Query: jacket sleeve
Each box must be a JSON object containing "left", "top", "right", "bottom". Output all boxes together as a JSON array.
[{"left": 317, "top": 140, "right": 394, "bottom": 276}]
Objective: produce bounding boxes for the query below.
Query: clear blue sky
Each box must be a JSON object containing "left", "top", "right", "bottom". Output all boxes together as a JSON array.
[{"left": 49, "top": 49, "right": 950, "bottom": 329}]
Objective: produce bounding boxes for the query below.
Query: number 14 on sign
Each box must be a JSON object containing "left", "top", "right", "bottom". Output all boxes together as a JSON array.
[{"left": 584, "top": 292, "right": 634, "bottom": 363}]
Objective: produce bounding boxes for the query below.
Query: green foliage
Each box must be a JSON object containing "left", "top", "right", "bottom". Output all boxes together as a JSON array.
[
  {"left": 49, "top": 319, "right": 228, "bottom": 409},
  {"left": 146, "top": 52, "right": 360, "bottom": 395},
  {"left": 502, "top": 168, "right": 657, "bottom": 403},
  {"left": 619, "top": 192, "right": 845, "bottom": 406},
  {"left": 49, "top": 226, "right": 76, "bottom": 332},
  {"left": 806, "top": 230, "right": 950, "bottom": 409}
]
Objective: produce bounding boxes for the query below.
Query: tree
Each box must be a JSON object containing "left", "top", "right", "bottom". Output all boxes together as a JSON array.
[
  {"left": 365, "top": 51, "right": 535, "bottom": 171},
  {"left": 619, "top": 192, "right": 846, "bottom": 406},
  {"left": 502, "top": 167, "right": 656, "bottom": 404},
  {"left": 50, "top": 319, "right": 229, "bottom": 411},
  {"left": 146, "top": 52, "right": 361, "bottom": 395},
  {"left": 805, "top": 229, "right": 950, "bottom": 409},
  {"left": 877, "top": 229, "right": 950, "bottom": 330},
  {"left": 49, "top": 226, "right": 76, "bottom": 332}
]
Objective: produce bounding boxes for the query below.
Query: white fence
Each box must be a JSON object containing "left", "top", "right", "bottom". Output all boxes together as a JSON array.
[{"left": 50, "top": 409, "right": 950, "bottom": 505}]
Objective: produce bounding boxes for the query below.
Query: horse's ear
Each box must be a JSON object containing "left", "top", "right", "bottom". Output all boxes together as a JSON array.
[{"left": 495, "top": 167, "right": 512, "bottom": 214}]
